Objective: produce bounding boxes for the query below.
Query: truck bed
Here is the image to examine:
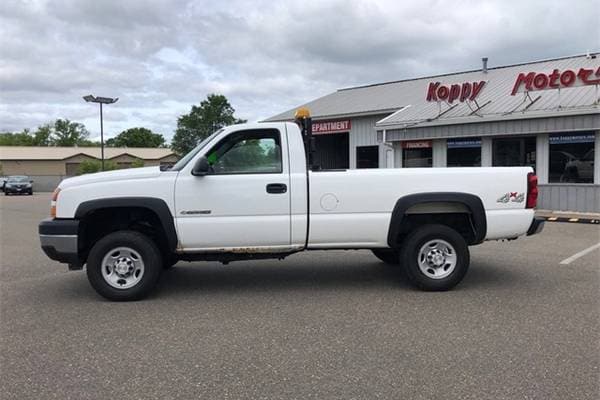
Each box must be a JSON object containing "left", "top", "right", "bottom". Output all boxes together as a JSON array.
[{"left": 307, "top": 167, "right": 534, "bottom": 247}]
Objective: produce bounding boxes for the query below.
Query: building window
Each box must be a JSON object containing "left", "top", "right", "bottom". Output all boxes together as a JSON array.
[
  {"left": 492, "top": 136, "right": 536, "bottom": 168},
  {"left": 402, "top": 141, "right": 432, "bottom": 168},
  {"left": 356, "top": 146, "right": 379, "bottom": 168},
  {"left": 447, "top": 138, "right": 481, "bottom": 167},
  {"left": 549, "top": 133, "right": 595, "bottom": 183}
]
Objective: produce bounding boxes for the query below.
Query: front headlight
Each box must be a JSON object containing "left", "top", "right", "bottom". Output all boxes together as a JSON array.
[{"left": 50, "top": 188, "right": 61, "bottom": 217}]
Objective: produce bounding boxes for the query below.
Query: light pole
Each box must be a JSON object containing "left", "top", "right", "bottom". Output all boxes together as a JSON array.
[{"left": 83, "top": 95, "right": 118, "bottom": 171}]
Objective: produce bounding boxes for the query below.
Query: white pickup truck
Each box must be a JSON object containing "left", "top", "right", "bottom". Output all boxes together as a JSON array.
[{"left": 39, "top": 113, "right": 544, "bottom": 300}]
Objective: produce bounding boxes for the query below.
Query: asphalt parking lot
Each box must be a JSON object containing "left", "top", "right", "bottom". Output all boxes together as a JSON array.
[{"left": 1, "top": 193, "right": 599, "bottom": 400}]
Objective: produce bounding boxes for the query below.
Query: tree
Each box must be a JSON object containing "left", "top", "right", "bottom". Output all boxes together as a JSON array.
[
  {"left": 52, "top": 119, "right": 90, "bottom": 146},
  {"left": 171, "top": 94, "right": 246, "bottom": 155},
  {"left": 33, "top": 124, "right": 52, "bottom": 146},
  {"left": 214, "top": 139, "right": 273, "bottom": 171},
  {"left": 0, "top": 129, "right": 35, "bottom": 146},
  {"left": 131, "top": 158, "right": 145, "bottom": 168},
  {"left": 0, "top": 122, "right": 89, "bottom": 146},
  {"left": 77, "top": 160, "right": 118, "bottom": 175},
  {"left": 106, "top": 127, "right": 165, "bottom": 148}
]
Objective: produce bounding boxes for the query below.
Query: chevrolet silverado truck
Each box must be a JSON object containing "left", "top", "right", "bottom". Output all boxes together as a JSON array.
[{"left": 39, "top": 110, "right": 544, "bottom": 300}]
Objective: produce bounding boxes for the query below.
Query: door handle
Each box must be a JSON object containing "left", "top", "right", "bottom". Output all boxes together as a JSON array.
[{"left": 266, "top": 183, "right": 287, "bottom": 194}]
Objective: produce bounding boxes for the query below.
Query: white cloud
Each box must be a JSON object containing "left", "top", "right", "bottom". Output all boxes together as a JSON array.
[{"left": 1, "top": 0, "right": 598, "bottom": 140}]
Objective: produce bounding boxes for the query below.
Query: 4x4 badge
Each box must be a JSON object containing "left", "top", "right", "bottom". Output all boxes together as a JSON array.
[{"left": 497, "top": 192, "right": 525, "bottom": 203}]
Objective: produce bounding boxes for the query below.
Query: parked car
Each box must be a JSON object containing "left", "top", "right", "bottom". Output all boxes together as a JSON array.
[
  {"left": 0, "top": 176, "right": 7, "bottom": 190},
  {"left": 4, "top": 175, "right": 33, "bottom": 195},
  {"left": 39, "top": 115, "right": 543, "bottom": 301}
]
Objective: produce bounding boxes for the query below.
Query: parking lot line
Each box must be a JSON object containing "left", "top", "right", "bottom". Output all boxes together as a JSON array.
[{"left": 559, "top": 243, "right": 600, "bottom": 265}]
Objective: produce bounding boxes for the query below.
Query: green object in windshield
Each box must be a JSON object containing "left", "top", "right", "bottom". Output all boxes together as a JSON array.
[{"left": 207, "top": 153, "right": 218, "bottom": 164}]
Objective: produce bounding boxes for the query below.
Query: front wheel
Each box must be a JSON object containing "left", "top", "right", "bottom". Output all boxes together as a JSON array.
[
  {"left": 163, "top": 254, "right": 179, "bottom": 269},
  {"left": 86, "top": 231, "right": 163, "bottom": 301},
  {"left": 400, "top": 224, "right": 469, "bottom": 291}
]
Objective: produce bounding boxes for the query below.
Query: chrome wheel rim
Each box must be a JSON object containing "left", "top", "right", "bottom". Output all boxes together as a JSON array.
[
  {"left": 417, "top": 239, "right": 457, "bottom": 280},
  {"left": 101, "top": 247, "right": 145, "bottom": 289}
]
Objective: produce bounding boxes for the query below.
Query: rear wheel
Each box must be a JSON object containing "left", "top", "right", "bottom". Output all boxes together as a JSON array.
[
  {"left": 400, "top": 224, "right": 469, "bottom": 291},
  {"left": 86, "top": 231, "right": 162, "bottom": 301},
  {"left": 371, "top": 249, "right": 399, "bottom": 265}
]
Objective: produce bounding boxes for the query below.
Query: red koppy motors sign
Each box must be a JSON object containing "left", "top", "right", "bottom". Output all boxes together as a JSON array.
[
  {"left": 426, "top": 80, "right": 486, "bottom": 103},
  {"left": 511, "top": 66, "right": 600, "bottom": 95},
  {"left": 312, "top": 120, "right": 351, "bottom": 135}
]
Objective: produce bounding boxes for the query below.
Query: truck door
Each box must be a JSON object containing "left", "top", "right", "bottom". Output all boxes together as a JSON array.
[{"left": 174, "top": 128, "right": 291, "bottom": 251}]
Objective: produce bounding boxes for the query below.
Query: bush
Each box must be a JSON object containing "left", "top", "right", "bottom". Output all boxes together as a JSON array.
[
  {"left": 77, "top": 160, "right": 118, "bottom": 175},
  {"left": 131, "top": 158, "right": 145, "bottom": 168}
]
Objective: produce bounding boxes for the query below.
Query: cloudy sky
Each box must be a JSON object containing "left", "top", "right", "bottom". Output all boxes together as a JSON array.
[{"left": 1, "top": 0, "right": 598, "bottom": 142}]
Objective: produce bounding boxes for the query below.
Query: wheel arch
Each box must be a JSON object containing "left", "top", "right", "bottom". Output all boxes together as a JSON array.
[
  {"left": 75, "top": 197, "right": 178, "bottom": 252},
  {"left": 387, "top": 192, "right": 487, "bottom": 247}
]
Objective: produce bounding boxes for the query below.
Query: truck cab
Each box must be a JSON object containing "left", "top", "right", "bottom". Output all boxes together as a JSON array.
[{"left": 172, "top": 123, "right": 308, "bottom": 252}]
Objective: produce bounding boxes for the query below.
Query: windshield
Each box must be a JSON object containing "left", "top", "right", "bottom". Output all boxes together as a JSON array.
[
  {"left": 7, "top": 176, "right": 29, "bottom": 183},
  {"left": 170, "top": 129, "right": 224, "bottom": 171}
]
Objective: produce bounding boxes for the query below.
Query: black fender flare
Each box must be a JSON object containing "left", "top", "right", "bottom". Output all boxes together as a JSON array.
[
  {"left": 75, "top": 197, "right": 178, "bottom": 251},
  {"left": 387, "top": 192, "right": 487, "bottom": 247}
]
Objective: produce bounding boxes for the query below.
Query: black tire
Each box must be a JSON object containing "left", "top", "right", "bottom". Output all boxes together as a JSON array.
[
  {"left": 86, "top": 230, "right": 163, "bottom": 301},
  {"left": 163, "top": 254, "right": 178, "bottom": 269},
  {"left": 371, "top": 249, "right": 400, "bottom": 265},
  {"left": 400, "top": 224, "right": 469, "bottom": 291}
]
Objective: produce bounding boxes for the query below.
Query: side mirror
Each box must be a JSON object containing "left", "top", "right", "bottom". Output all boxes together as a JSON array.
[
  {"left": 191, "top": 156, "right": 210, "bottom": 176},
  {"left": 30, "top": 180, "right": 34, "bottom": 183}
]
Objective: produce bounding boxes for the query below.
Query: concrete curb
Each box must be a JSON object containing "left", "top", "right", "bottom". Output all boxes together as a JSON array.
[{"left": 535, "top": 211, "right": 600, "bottom": 225}]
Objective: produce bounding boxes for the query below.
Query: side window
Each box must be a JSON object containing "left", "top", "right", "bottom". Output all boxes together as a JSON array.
[{"left": 207, "top": 129, "right": 282, "bottom": 174}]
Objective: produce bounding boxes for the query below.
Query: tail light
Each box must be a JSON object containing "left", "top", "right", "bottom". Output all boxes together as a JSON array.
[
  {"left": 526, "top": 172, "right": 538, "bottom": 209},
  {"left": 50, "top": 187, "right": 61, "bottom": 217}
]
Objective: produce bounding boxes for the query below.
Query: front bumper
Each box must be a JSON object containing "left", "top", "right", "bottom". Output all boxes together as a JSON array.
[
  {"left": 5, "top": 186, "right": 32, "bottom": 193},
  {"left": 39, "top": 218, "right": 80, "bottom": 265},
  {"left": 526, "top": 217, "right": 545, "bottom": 236}
]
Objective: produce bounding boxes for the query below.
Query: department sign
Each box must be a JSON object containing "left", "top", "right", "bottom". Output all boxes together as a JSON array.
[{"left": 312, "top": 120, "right": 351, "bottom": 135}]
